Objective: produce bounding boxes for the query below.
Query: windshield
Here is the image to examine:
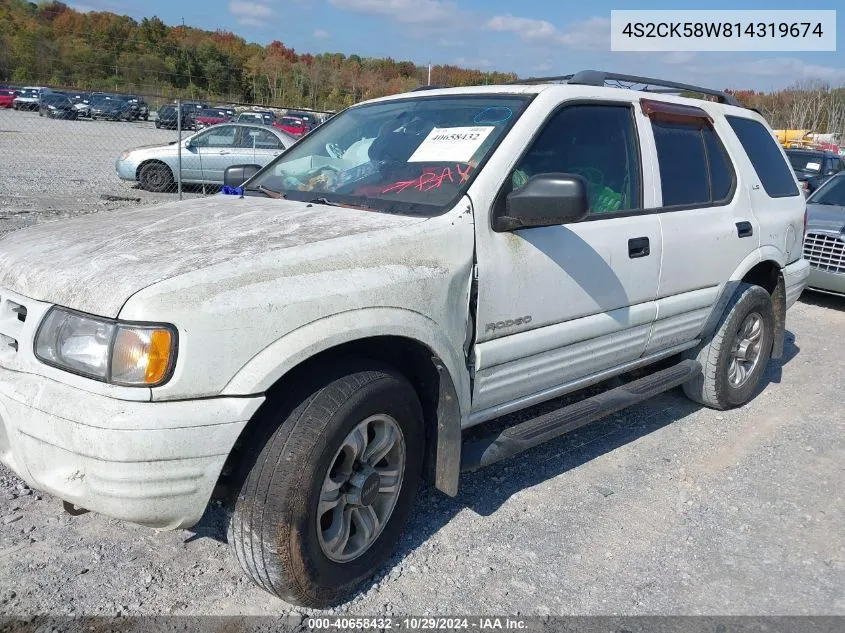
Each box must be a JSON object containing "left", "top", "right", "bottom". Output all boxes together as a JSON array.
[
  {"left": 808, "top": 174, "right": 845, "bottom": 206},
  {"left": 787, "top": 152, "right": 824, "bottom": 174},
  {"left": 20, "top": 89, "right": 39, "bottom": 98},
  {"left": 43, "top": 94, "right": 71, "bottom": 106},
  {"left": 248, "top": 95, "right": 531, "bottom": 215}
]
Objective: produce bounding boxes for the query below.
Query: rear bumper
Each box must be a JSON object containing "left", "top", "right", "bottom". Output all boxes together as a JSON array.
[
  {"left": 784, "top": 258, "right": 811, "bottom": 308},
  {"left": 0, "top": 366, "right": 264, "bottom": 529}
]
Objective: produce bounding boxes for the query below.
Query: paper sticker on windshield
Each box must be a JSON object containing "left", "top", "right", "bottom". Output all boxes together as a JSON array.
[
  {"left": 408, "top": 126, "right": 494, "bottom": 163},
  {"left": 805, "top": 161, "right": 821, "bottom": 171}
]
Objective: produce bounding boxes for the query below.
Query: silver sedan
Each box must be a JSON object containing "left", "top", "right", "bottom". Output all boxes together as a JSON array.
[
  {"left": 803, "top": 172, "right": 845, "bottom": 297},
  {"left": 116, "top": 123, "right": 296, "bottom": 192}
]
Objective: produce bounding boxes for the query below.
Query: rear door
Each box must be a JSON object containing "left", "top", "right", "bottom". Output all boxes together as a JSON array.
[
  {"left": 241, "top": 127, "right": 287, "bottom": 167},
  {"left": 638, "top": 100, "right": 760, "bottom": 355}
]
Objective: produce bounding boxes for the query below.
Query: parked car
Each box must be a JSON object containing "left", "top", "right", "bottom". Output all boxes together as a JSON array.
[
  {"left": 785, "top": 148, "right": 845, "bottom": 194},
  {"left": 273, "top": 115, "right": 309, "bottom": 137},
  {"left": 803, "top": 172, "right": 845, "bottom": 296},
  {"left": 13, "top": 86, "right": 49, "bottom": 110},
  {"left": 64, "top": 91, "right": 92, "bottom": 117},
  {"left": 0, "top": 71, "right": 810, "bottom": 608},
  {"left": 286, "top": 109, "right": 318, "bottom": 129},
  {"left": 116, "top": 122, "right": 295, "bottom": 191},
  {"left": 126, "top": 95, "right": 149, "bottom": 121},
  {"left": 155, "top": 103, "right": 193, "bottom": 130},
  {"left": 38, "top": 93, "right": 78, "bottom": 120},
  {"left": 236, "top": 110, "right": 275, "bottom": 125},
  {"left": 0, "top": 88, "right": 15, "bottom": 108},
  {"left": 194, "top": 107, "right": 233, "bottom": 130},
  {"left": 90, "top": 95, "right": 134, "bottom": 121}
]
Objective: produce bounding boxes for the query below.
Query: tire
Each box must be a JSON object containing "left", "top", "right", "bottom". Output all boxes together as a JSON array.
[
  {"left": 227, "top": 364, "right": 424, "bottom": 608},
  {"left": 683, "top": 283, "right": 774, "bottom": 410},
  {"left": 138, "top": 162, "right": 175, "bottom": 193}
]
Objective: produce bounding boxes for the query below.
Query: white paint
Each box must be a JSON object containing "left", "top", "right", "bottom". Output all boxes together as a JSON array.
[{"left": 0, "top": 80, "right": 810, "bottom": 527}]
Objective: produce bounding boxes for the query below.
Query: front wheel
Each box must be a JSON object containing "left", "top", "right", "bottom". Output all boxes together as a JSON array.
[
  {"left": 138, "top": 162, "right": 174, "bottom": 192},
  {"left": 683, "top": 283, "right": 774, "bottom": 410},
  {"left": 227, "top": 365, "right": 424, "bottom": 607}
]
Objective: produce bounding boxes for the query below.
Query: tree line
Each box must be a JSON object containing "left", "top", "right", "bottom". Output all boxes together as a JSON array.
[
  {"left": 0, "top": 0, "right": 842, "bottom": 133},
  {"left": 0, "top": 0, "right": 516, "bottom": 111}
]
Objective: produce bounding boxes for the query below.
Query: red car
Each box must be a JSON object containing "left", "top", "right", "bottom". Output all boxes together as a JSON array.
[
  {"left": 273, "top": 115, "right": 309, "bottom": 137},
  {"left": 0, "top": 89, "right": 15, "bottom": 108},
  {"left": 194, "top": 108, "right": 232, "bottom": 130}
]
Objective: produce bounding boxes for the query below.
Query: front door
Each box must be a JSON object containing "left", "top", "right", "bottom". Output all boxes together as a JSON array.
[{"left": 471, "top": 101, "right": 662, "bottom": 417}]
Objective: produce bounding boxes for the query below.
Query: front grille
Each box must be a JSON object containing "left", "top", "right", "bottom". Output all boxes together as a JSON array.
[{"left": 804, "top": 232, "right": 845, "bottom": 274}]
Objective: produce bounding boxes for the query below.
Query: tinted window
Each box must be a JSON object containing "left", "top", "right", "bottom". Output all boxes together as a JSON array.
[
  {"left": 510, "top": 104, "right": 642, "bottom": 214},
  {"left": 704, "top": 126, "right": 734, "bottom": 201},
  {"left": 727, "top": 116, "right": 799, "bottom": 198},
  {"left": 653, "top": 122, "right": 710, "bottom": 206}
]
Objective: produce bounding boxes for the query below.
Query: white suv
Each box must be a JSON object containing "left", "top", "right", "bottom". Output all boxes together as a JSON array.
[{"left": 0, "top": 71, "right": 809, "bottom": 607}]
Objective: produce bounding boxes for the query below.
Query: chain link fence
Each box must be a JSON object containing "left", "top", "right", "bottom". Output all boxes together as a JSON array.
[{"left": 0, "top": 85, "right": 332, "bottom": 236}]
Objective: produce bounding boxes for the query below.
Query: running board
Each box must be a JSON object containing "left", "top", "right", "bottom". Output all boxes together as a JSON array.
[{"left": 460, "top": 359, "right": 701, "bottom": 472}]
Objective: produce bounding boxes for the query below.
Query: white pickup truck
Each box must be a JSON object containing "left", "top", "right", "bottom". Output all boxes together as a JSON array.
[{"left": 0, "top": 71, "right": 809, "bottom": 607}]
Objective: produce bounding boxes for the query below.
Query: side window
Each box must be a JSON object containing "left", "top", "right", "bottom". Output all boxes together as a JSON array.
[
  {"left": 241, "top": 128, "right": 283, "bottom": 149},
  {"left": 651, "top": 121, "right": 735, "bottom": 207},
  {"left": 652, "top": 122, "right": 709, "bottom": 206},
  {"left": 726, "top": 116, "right": 799, "bottom": 198},
  {"left": 509, "top": 104, "right": 641, "bottom": 215},
  {"left": 193, "top": 125, "right": 237, "bottom": 148}
]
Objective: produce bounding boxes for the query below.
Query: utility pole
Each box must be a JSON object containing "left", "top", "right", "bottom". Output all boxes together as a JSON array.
[{"left": 428, "top": 62, "right": 431, "bottom": 86}]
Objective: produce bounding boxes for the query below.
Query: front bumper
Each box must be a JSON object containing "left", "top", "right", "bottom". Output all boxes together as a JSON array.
[
  {"left": 115, "top": 158, "right": 141, "bottom": 181},
  {"left": 807, "top": 266, "right": 845, "bottom": 296},
  {"left": 0, "top": 367, "right": 264, "bottom": 529},
  {"left": 784, "top": 258, "right": 811, "bottom": 308}
]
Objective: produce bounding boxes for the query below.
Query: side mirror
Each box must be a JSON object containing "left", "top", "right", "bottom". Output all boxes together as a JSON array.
[
  {"left": 224, "top": 164, "right": 262, "bottom": 189},
  {"left": 494, "top": 173, "right": 590, "bottom": 232},
  {"left": 184, "top": 139, "right": 192, "bottom": 149}
]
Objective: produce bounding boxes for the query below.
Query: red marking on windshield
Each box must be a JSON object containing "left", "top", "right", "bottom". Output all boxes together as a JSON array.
[{"left": 382, "top": 164, "right": 473, "bottom": 194}]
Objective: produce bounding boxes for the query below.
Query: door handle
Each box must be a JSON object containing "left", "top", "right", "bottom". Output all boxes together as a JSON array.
[
  {"left": 628, "top": 237, "right": 650, "bottom": 259},
  {"left": 736, "top": 221, "right": 754, "bottom": 238},
  {"left": 218, "top": 150, "right": 230, "bottom": 155}
]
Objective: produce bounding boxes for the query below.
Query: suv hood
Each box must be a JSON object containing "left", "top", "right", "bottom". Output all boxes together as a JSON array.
[{"left": 0, "top": 196, "right": 426, "bottom": 317}]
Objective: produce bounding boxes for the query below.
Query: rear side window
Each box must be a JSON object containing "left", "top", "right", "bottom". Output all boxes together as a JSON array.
[
  {"left": 726, "top": 116, "right": 799, "bottom": 198},
  {"left": 652, "top": 121, "right": 735, "bottom": 207}
]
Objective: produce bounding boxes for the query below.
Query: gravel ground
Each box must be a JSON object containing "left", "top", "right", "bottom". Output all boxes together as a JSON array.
[
  {"left": 0, "top": 295, "right": 843, "bottom": 617},
  {"left": 0, "top": 106, "right": 843, "bottom": 618},
  {"left": 0, "top": 108, "right": 204, "bottom": 236}
]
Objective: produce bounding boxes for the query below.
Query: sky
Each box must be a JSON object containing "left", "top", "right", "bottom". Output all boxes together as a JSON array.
[{"left": 68, "top": 0, "right": 845, "bottom": 91}]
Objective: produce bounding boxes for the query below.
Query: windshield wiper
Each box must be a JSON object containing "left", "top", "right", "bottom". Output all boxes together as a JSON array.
[{"left": 309, "top": 197, "right": 339, "bottom": 206}]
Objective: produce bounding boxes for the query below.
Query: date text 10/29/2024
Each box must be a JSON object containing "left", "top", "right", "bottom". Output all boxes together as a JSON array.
[{"left": 307, "top": 617, "right": 528, "bottom": 630}]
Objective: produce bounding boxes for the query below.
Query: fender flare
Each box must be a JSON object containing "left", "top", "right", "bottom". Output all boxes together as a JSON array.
[
  {"left": 221, "top": 307, "right": 470, "bottom": 496},
  {"left": 699, "top": 247, "right": 788, "bottom": 354}
]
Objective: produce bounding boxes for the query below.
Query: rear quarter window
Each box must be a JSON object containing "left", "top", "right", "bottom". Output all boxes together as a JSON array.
[{"left": 726, "top": 116, "right": 799, "bottom": 198}]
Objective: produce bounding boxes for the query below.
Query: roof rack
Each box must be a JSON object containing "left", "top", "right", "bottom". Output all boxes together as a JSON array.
[{"left": 506, "top": 70, "right": 741, "bottom": 107}]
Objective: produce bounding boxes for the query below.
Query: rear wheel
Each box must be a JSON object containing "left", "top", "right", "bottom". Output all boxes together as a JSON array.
[
  {"left": 227, "top": 364, "right": 424, "bottom": 607},
  {"left": 139, "top": 162, "right": 174, "bottom": 193},
  {"left": 683, "top": 283, "right": 774, "bottom": 410}
]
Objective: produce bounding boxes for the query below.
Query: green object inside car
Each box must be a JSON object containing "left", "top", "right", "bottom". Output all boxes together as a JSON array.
[{"left": 511, "top": 169, "right": 623, "bottom": 214}]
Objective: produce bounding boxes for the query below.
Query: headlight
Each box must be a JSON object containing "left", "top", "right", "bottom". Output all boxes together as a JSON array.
[
  {"left": 34, "top": 307, "right": 177, "bottom": 387},
  {"left": 118, "top": 151, "right": 131, "bottom": 161},
  {"left": 47, "top": 105, "right": 55, "bottom": 110}
]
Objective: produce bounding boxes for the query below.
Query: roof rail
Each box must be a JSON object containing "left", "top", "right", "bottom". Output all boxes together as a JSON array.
[
  {"left": 508, "top": 70, "right": 741, "bottom": 107},
  {"left": 411, "top": 84, "right": 448, "bottom": 92}
]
